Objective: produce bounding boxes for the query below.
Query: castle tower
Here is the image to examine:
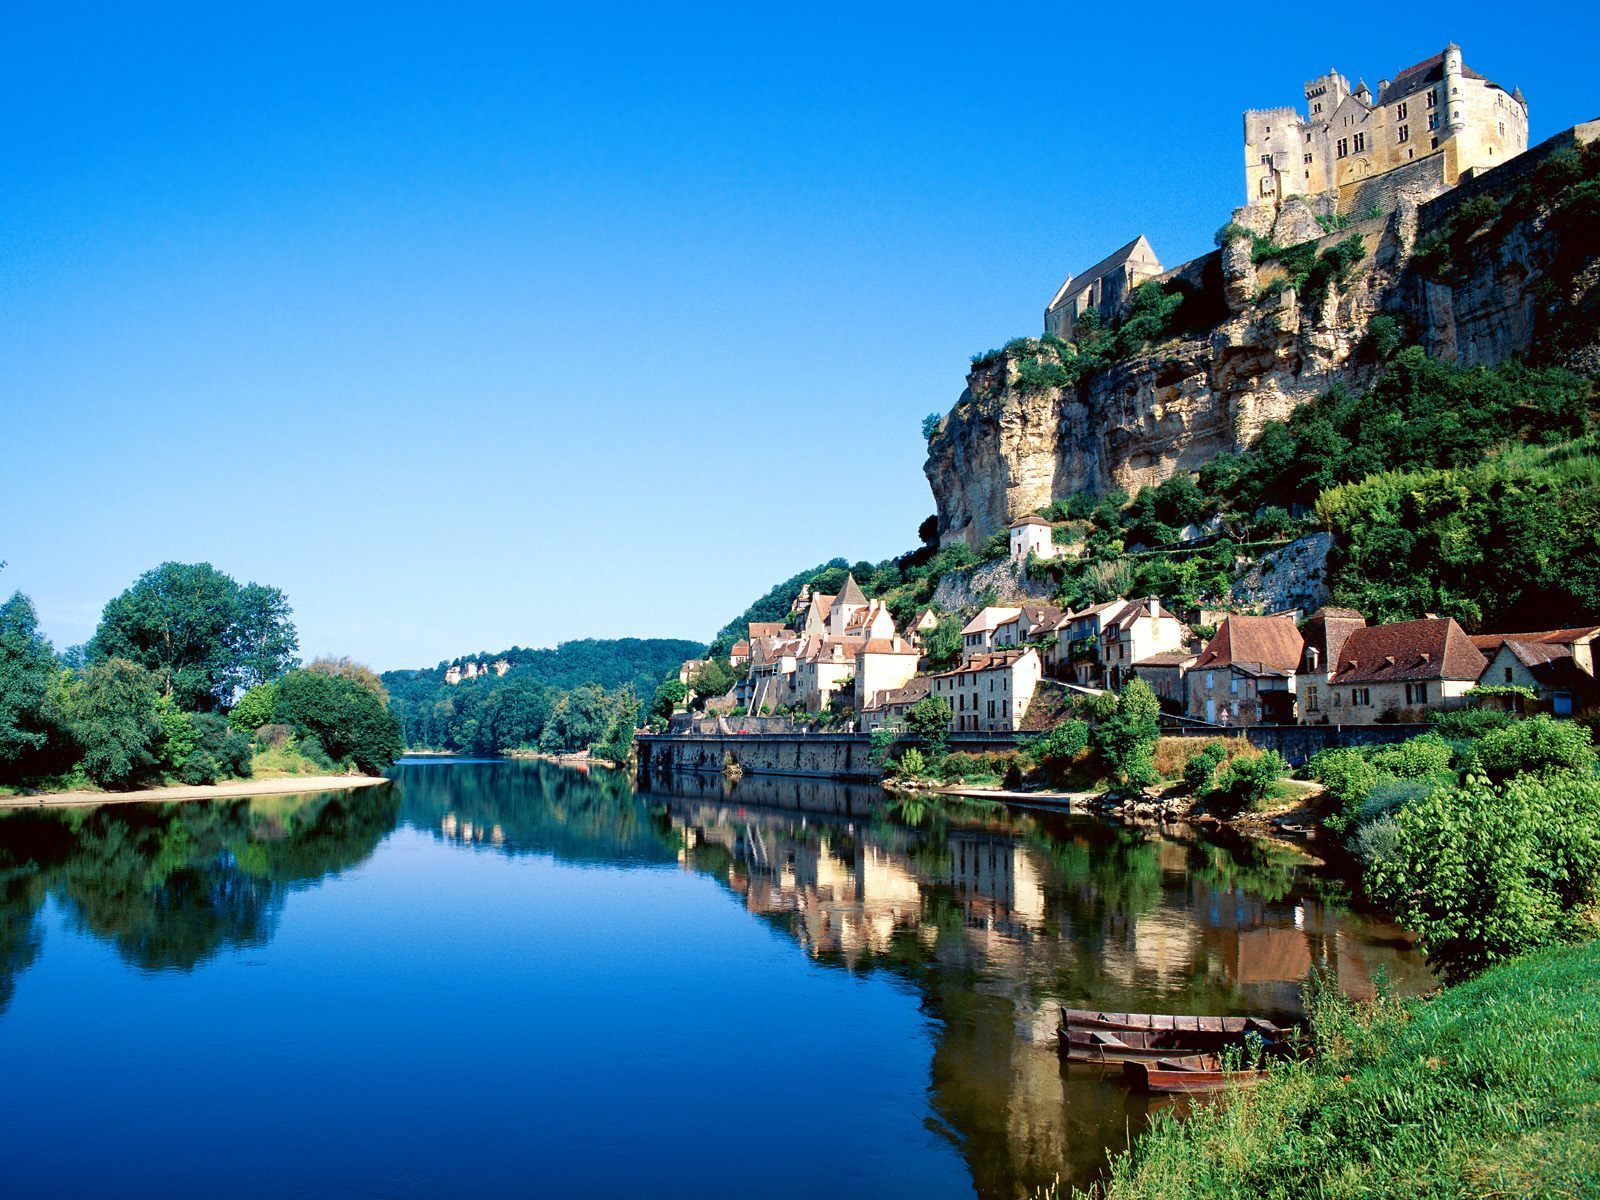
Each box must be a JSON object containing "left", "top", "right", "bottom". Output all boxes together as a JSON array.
[{"left": 1442, "top": 43, "right": 1464, "bottom": 133}]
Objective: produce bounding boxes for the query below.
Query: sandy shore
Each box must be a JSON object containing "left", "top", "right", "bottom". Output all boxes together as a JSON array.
[{"left": 0, "top": 774, "right": 390, "bottom": 811}]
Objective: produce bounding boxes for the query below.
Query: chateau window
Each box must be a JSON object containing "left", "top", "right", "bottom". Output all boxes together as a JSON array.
[
  {"left": 1431, "top": 136, "right": 1439, "bottom": 150},
  {"left": 1260, "top": 154, "right": 1273, "bottom": 166},
  {"left": 1353, "top": 132, "right": 1366, "bottom": 153},
  {"left": 1396, "top": 102, "right": 1408, "bottom": 120},
  {"left": 1304, "top": 154, "right": 1313, "bottom": 165},
  {"left": 1312, "top": 102, "right": 1322, "bottom": 115},
  {"left": 1307, "top": 687, "right": 1320, "bottom": 711},
  {"left": 1426, "top": 89, "right": 1437, "bottom": 109},
  {"left": 1336, "top": 137, "right": 1349, "bottom": 158},
  {"left": 1398, "top": 124, "right": 1409, "bottom": 143},
  {"left": 1428, "top": 113, "right": 1440, "bottom": 131}
]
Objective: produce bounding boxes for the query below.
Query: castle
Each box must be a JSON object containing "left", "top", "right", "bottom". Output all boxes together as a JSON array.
[
  {"left": 1043, "top": 44, "right": 1527, "bottom": 340},
  {"left": 1244, "top": 44, "right": 1527, "bottom": 212}
]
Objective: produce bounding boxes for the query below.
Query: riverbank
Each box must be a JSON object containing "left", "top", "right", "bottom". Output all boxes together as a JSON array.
[
  {"left": 0, "top": 773, "right": 389, "bottom": 810},
  {"left": 1077, "top": 939, "right": 1600, "bottom": 1199}
]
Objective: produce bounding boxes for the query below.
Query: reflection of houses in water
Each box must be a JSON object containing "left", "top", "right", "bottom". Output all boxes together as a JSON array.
[{"left": 439, "top": 812, "right": 506, "bottom": 846}]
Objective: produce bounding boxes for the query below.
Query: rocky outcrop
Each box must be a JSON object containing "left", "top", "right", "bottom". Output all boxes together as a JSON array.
[
  {"left": 1229, "top": 532, "right": 1333, "bottom": 615},
  {"left": 930, "top": 557, "right": 1054, "bottom": 613},
  {"left": 926, "top": 122, "right": 1600, "bottom": 547}
]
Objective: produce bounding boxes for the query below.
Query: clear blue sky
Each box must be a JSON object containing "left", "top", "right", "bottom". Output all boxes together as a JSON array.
[{"left": 5, "top": 3, "right": 1595, "bottom": 671}]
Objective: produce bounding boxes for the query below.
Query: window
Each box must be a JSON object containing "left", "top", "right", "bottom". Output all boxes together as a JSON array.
[
  {"left": 1405, "top": 682, "right": 1429, "bottom": 705},
  {"left": 1353, "top": 132, "right": 1366, "bottom": 152},
  {"left": 1337, "top": 137, "right": 1349, "bottom": 158},
  {"left": 1312, "top": 102, "right": 1322, "bottom": 114},
  {"left": 1352, "top": 688, "right": 1371, "bottom": 706},
  {"left": 1307, "top": 686, "right": 1320, "bottom": 712},
  {"left": 1428, "top": 113, "right": 1440, "bottom": 131},
  {"left": 988, "top": 700, "right": 995, "bottom": 719},
  {"left": 1426, "top": 89, "right": 1437, "bottom": 109},
  {"left": 1398, "top": 124, "right": 1409, "bottom": 143},
  {"left": 1230, "top": 677, "right": 1239, "bottom": 695},
  {"left": 1397, "top": 101, "right": 1408, "bottom": 120},
  {"left": 1505, "top": 667, "right": 1514, "bottom": 683},
  {"left": 1260, "top": 154, "right": 1273, "bottom": 166},
  {"left": 1431, "top": 136, "right": 1439, "bottom": 150},
  {"left": 1304, "top": 153, "right": 1313, "bottom": 164},
  {"left": 1205, "top": 672, "right": 1214, "bottom": 690}
]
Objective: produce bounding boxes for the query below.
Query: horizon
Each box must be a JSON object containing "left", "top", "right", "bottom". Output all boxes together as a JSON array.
[{"left": 7, "top": 5, "right": 1597, "bottom": 672}]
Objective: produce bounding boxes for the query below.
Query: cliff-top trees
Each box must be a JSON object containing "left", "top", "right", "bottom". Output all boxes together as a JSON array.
[{"left": 88, "top": 562, "right": 299, "bottom": 710}]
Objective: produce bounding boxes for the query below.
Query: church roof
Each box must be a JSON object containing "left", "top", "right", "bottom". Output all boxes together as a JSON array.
[
  {"left": 837, "top": 573, "right": 868, "bottom": 607},
  {"left": 1046, "top": 236, "right": 1159, "bottom": 315}
]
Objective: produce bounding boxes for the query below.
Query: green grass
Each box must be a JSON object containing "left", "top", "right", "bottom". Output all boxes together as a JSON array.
[
  {"left": 1078, "top": 940, "right": 1600, "bottom": 1199},
  {"left": 249, "top": 744, "right": 335, "bottom": 779}
]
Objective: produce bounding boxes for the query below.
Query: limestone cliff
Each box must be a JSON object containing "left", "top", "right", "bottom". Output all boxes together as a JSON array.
[{"left": 927, "top": 121, "right": 1600, "bottom": 547}]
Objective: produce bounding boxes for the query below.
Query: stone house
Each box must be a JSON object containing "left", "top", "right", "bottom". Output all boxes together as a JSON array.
[
  {"left": 1471, "top": 626, "right": 1600, "bottom": 717},
  {"left": 993, "top": 603, "right": 1065, "bottom": 651},
  {"left": 1187, "top": 614, "right": 1305, "bottom": 725},
  {"left": 930, "top": 647, "right": 1043, "bottom": 734},
  {"left": 1101, "top": 598, "right": 1189, "bottom": 688},
  {"left": 1244, "top": 44, "right": 1528, "bottom": 211},
  {"left": 1044, "top": 236, "right": 1164, "bottom": 340},
  {"left": 1048, "top": 599, "right": 1136, "bottom": 686},
  {"left": 961, "top": 606, "right": 1024, "bottom": 660},
  {"left": 1295, "top": 607, "right": 1368, "bottom": 724},
  {"left": 859, "top": 676, "right": 933, "bottom": 733},
  {"left": 1008, "top": 514, "right": 1070, "bottom": 564},
  {"left": 1131, "top": 650, "right": 1198, "bottom": 711},
  {"left": 908, "top": 608, "right": 939, "bottom": 646},
  {"left": 728, "top": 640, "right": 751, "bottom": 667},
  {"left": 793, "top": 638, "right": 861, "bottom": 712},
  {"left": 853, "top": 637, "right": 923, "bottom": 716},
  {"left": 1326, "top": 617, "right": 1486, "bottom": 722}
]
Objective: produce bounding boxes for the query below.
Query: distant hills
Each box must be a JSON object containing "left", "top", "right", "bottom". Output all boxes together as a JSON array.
[{"left": 381, "top": 637, "right": 705, "bottom": 698}]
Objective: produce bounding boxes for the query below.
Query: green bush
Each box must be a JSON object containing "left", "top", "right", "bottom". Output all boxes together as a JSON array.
[
  {"left": 1366, "top": 732, "right": 1455, "bottom": 782},
  {"left": 271, "top": 668, "right": 403, "bottom": 774},
  {"left": 228, "top": 682, "right": 279, "bottom": 733},
  {"left": 1474, "top": 714, "right": 1596, "bottom": 780},
  {"left": 61, "top": 658, "right": 162, "bottom": 790},
  {"left": 1429, "top": 705, "right": 1514, "bottom": 740},
  {"left": 1207, "top": 750, "right": 1288, "bottom": 813},
  {"left": 1308, "top": 748, "right": 1379, "bottom": 833},
  {"left": 1026, "top": 719, "right": 1088, "bottom": 776},
  {"left": 1182, "top": 742, "right": 1228, "bottom": 793},
  {"left": 1089, "top": 678, "right": 1161, "bottom": 793},
  {"left": 1367, "top": 770, "right": 1600, "bottom": 980},
  {"left": 892, "top": 747, "right": 927, "bottom": 778}
]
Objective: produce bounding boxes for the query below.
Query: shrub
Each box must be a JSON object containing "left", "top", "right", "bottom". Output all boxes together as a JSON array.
[
  {"left": 1308, "top": 748, "right": 1379, "bottom": 832},
  {"left": 1474, "top": 714, "right": 1595, "bottom": 780},
  {"left": 271, "top": 668, "right": 403, "bottom": 774},
  {"left": 178, "top": 749, "right": 220, "bottom": 785},
  {"left": 893, "top": 747, "right": 928, "bottom": 778},
  {"left": 1357, "top": 777, "right": 1432, "bottom": 824},
  {"left": 1367, "top": 732, "right": 1455, "bottom": 782},
  {"left": 1429, "top": 705, "right": 1513, "bottom": 740},
  {"left": 1368, "top": 770, "right": 1600, "bottom": 981},
  {"left": 255, "top": 723, "right": 295, "bottom": 748},
  {"left": 61, "top": 658, "right": 162, "bottom": 789},
  {"left": 1026, "top": 719, "right": 1088, "bottom": 775},
  {"left": 1207, "top": 750, "right": 1288, "bottom": 813},
  {"left": 1181, "top": 741, "right": 1229, "bottom": 793}
]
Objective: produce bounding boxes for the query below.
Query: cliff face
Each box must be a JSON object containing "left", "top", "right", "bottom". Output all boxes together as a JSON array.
[{"left": 927, "top": 122, "right": 1600, "bottom": 547}]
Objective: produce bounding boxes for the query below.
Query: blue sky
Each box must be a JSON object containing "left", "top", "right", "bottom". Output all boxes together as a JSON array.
[{"left": 4, "top": 3, "right": 1595, "bottom": 671}]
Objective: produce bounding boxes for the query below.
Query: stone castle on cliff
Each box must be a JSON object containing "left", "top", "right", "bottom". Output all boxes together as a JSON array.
[{"left": 1045, "top": 43, "right": 1526, "bottom": 340}]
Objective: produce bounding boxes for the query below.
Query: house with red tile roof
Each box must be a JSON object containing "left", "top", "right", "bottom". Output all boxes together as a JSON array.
[
  {"left": 1473, "top": 625, "right": 1600, "bottom": 717},
  {"left": 1187, "top": 614, "right": 1304, "bottom": 725},
  {"left": 1295, "top": 607, "right": 1368, "bottom": 724},
  {"left": 1326, "top": 617, "right": 1486, "bottom": 722},
  {"left": 929, "top": 648, "right": 1043, "bottom": 733}
]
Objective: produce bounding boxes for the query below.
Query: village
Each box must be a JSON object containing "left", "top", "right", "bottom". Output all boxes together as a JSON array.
[{"left": 674, "top": 516, "right": 1598, "bottom": 739}]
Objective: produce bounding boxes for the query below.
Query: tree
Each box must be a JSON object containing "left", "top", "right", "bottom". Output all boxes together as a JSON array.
[
  {"left": 88, "top": 562, "right": 300, "bottom": 710},
  {"left": 308, "top": 656, "right": 389, "bottom": 704},
  {"left": 592, "top": 686, "right": 641, "bottom": 764},
  {"left": 921, "top": 615, "right": 963, "bottom": 671},
  {"left": 271, "top": 668, "right": 403, "bottom": 774},
  {"left": 1090, "top": 677, "right": 1161, "bottom": 792},
  {"left": 1026, "top": 719, "right": 1089, "bottom": 781},
  {"left": 0, "top": 592, "right": 60, "bottom": 775},
  {"left": 688, "top": 659, "right": 737, "bottom": 705},
  {"left": 905, "top": 696, "right": 953, "bottom": 758},
  {"left": 650, "top": 679, "right": 688, "bottom": 722},
  {"left": 62, "top": 658, "right": 162, "bottom": 789},
  {"left": 922, "top": 413, "right": 943, "bottom": 441},
  {"left": 229, "top": 682, "right": 278, "bottom": 733}
]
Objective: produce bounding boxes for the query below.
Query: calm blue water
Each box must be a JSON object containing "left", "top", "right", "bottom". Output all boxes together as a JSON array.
[{"left": 0, "top": 759, "right": 1428, "bottom": 1198}]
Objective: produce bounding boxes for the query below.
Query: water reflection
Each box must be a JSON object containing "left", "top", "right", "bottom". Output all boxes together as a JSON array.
[{"left": 0, "top": 763, "right": 1427, "bottom": 1198}]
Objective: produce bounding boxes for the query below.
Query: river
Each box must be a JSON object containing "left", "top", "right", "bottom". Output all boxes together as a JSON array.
[{"left": 0, "top": 758, "right": 1429, "bottom": 1198}]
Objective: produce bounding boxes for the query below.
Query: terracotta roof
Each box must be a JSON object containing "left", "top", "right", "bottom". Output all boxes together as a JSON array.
[
  {"left": 1470, "top": 626, "right": 1600, "bottom": 653},
  {"left": 1009, "top": 514, "right": 1053, "bottom": 528},
  {"left": 859, "top": 638, "right": 919, "bottom": 655},
  {"left": 865, "top": 676, "right": 933, "bottom": 711},
  {"left": 747, "top": 622, "right": 789, "bottom": 641},
  {"left": 1194, "top": 615, "right": 1303, "bottom": 672},
  {"left": 730, "top": 640, "right": 750, "bottom": 656},
  {"left": 961, "top": 606, "right": 1022, "bottom": 636},
  {"left": 1330, "top": 618, "right": 1487, "bottom": 685},
  {"left": 1021, "top": 603, "right": 1065, "bottom": 630},
  {"left": 1133, "top": 650, "right": 1197, "bottom": 668},
  {"left": 931, "top": 647, "right": 1036, "bottom": 677}
]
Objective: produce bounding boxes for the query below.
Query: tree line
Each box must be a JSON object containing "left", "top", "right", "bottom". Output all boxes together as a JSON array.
[{"left": 0, "top": 561, "right": 402, "bottom": 791}]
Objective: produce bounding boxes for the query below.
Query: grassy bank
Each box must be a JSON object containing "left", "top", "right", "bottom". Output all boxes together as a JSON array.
[{"left": 1079, "top": 940, "right": 1600, "bottom": 1199}]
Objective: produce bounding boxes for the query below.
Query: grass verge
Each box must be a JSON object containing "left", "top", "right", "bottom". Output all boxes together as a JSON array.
[{"left": 1078, "top": 940, "right": 1600, "bottom": 1199}]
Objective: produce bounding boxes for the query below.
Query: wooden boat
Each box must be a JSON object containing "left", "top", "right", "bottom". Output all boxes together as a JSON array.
[
  {"left": 1060, "top": 1007, "right": 1289, "bottom": 1039},
  {"left": 1122, "top": 1053, "right": 1270, "bottom": 1094},
  {"left": 1058, "top": 1026, "right": 1238, "bottom": 1063}
]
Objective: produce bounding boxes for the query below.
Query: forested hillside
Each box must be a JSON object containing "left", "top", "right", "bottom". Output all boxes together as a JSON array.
[{"left": 381, "top": 637, "right": 703, "bottom": 754}]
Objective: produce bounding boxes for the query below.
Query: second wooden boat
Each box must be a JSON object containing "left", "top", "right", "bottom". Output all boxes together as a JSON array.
[
  {"left": 1122, "top": 1054, "right": 1270, "bottom": 1093},
  {"left": 1060, "top": 1006, "right": 1288, "bottom": 1039}
]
